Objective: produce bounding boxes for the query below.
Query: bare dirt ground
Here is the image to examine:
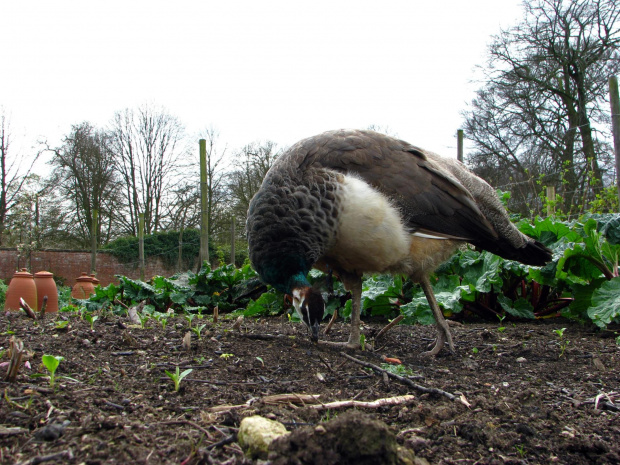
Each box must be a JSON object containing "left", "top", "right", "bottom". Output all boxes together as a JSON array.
[{"left": 1, "top": 310, "right": 619, "bottom": 465}]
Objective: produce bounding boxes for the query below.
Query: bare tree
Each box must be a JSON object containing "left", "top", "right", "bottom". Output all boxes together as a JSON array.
[
  {"left": 47, "top": 122, "right": 121, "bottom": 248},
  {"left": 463, "top": 0, "right": 620, "bottom": 216},
  {"left": 228, "top": 140, "right": 281, "bottom": 234},
  {"left": 0, "top": 111, "right": 41, "bottom": 246},
  {"left": 109, "top": 104, "right": 186, "bottom": 235}
]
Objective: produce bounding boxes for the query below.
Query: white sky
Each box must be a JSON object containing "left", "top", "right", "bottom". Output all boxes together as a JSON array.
[{"left": 1, "top": 0, "right": 524, "bottom": 168}]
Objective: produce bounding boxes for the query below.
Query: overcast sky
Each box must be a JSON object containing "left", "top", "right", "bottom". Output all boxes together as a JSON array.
[{"left": 1, "top": 0, "right": 524, "bottom": 167}]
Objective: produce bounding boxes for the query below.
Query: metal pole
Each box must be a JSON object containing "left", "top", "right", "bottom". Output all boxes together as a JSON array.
[{"left": 457, "top": 129, "right": 464, "bottom": 163}]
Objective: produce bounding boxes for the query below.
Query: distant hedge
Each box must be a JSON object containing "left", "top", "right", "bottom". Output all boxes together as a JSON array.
[{"left": 102, "top": 229, "right": 215, "bottom": 269}]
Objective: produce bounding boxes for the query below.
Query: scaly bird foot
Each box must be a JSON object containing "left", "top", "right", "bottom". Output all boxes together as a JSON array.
[{"left": 318, "top": 340, "right": 360, "bottom": 350}]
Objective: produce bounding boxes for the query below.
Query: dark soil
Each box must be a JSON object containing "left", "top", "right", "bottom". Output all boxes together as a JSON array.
[{"left": 1, "top": 310, "right": 619, "bottom": 464}]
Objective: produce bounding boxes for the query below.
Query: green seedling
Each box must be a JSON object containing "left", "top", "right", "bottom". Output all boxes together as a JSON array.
[
  {"left": 84, "top": 314, "right": 99, "bottom": 330},
  {"left": 152, "top": 313, "right": 168, "bottom": 330},
  {"left": 4, "top": 389, "right": 33, "bottom": 410},
  {"left": 137, "top": 312, "right": 150, "bottom": 329},
  {"left": 54, "top": 320, "right": 69, "bottom": 330},
  {"left": 380, "top": 363, "right": 414, "bottom": 377},
  {"left": 256, "top": 356, "right": 265, "bottom": 367},
  {"left": 220, "top": 353, "right": 234, "bottom": 360},
  {"left": 515, "top": 444, "right": 526, "bottom": 458},
  {"left": 553, "top": 328, "right": 570, "bottom": 357},
  {"left": 184, "top": 313, "right": 195, "bottom": 328},
  {"left": 2, "top": 323, "right": 14, "bottom": 336},
  {"left": 497, "top": 314, "right": 506, "bottom": 333},
  {"left": 41, "top": 355, "right": 64, "bottom": 388},
  {"left": 164, "top": 366, "right": 193, "bottom": 392},
  {"left": 472, "top": 347, "right": 479, "bottom": 354},
  {"left": 190, "top": 324, "right": 207, "bottom": 340}
]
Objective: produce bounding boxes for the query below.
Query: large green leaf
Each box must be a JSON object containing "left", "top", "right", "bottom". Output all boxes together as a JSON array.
[
  {"left": 587, "top": 277, "right": 620, "bottom": 328},
  {"left": 497, "top": 295, "right": 535, "bottom": 319}
]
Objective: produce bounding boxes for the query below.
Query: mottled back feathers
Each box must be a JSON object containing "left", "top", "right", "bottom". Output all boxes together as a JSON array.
[{"left": 247, "top": 129, "right": 551, "bottom": 292}]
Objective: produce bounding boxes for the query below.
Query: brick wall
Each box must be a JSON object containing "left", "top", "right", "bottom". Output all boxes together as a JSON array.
[{"left": 0, "top": 249, "right": 195, "bottom": 287}]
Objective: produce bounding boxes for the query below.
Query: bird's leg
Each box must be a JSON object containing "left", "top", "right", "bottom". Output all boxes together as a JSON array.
[
  {"left": 420, "top": 277, "right": 455, "bottom": 356},
  {"left": 346, "top": 275, "right": 362, "bottom": 348},
  {"left": 318, "top": 273, "right": 362, "bottom": 350}
]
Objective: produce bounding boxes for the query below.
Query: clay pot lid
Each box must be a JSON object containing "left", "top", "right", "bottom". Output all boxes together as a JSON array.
[
  {"left": 34, "top": 271, "right": 54, "bottom": 278},
  {"left": 14, "top": 268, "right": 33, "bottom": 277},
  {"left": 90, "top": 274, "right": 100, "bottom": 284},
  {"left": 76, "top": 272, "right": 93, "bottom": 282}
]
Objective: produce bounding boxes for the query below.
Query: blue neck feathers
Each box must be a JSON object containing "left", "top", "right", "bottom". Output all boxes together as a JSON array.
[{"left": 259, "top": 255, "right": 311, "bottom": 293}]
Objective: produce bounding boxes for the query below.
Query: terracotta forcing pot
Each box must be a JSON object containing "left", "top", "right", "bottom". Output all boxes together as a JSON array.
[
  {"left": 34, "top": 271, "right": 59, "bottom": 313},
  {"left": 71, "top": 272, "right": 95, "bottom": 299},
  {"left": 5, "top": 268, "right": 37, "bottom": 312}
]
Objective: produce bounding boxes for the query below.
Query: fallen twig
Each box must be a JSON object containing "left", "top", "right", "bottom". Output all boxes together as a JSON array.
[
  {"left": 208, "top": 393, "right": 320, "bottom": 413},
  {"left": 324, "top": 308, "right": 338, "bottom": 335},
  {"left": 341, "top": 352, "right": 462, "bottom": 404},
  {"left": 206, "top": 434, "right": 237, "bottom": 450},
  {"left": 375, "top": 315, "right": 404, "bottom": 340},
  {"left": 16, "top": 449, "right": 74, "bottom": 465},
  {"left": 160, "top": 420, "right": 213, "bottom": 440},
  {"left": 308, "top": 394, "right": 416, "bottom": 411}
]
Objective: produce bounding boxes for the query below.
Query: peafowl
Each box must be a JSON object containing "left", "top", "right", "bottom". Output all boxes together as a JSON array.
[{"left": 246, "top": 129, "right": 551, "bottom": 355}]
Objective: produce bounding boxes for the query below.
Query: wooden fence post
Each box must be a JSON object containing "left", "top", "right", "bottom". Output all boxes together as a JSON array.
[
  {"left": 546, "top": 186, "right": 556, "bottom": 217},
  {"left": 457, "top": 129, "right": 464, "bottom": 163},
  {"left": 139, "top": 213, "right": 145, "bottom": 281},
  {"left": 199, "top": 139, "right": 209, "bottom": 269},
  {"left": 90, "top": 209, "right": 98, "bottom": 274},
  {"left": 230, "top": 217, "right": 236, "bottom": 266},
  {"left": 609, "top": 76, "right": 620, "bottom": 204}
]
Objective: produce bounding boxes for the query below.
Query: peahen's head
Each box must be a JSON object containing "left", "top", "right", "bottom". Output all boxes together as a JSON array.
[{"left": 291, "top": 285, "right": 324, "bottom": 342}]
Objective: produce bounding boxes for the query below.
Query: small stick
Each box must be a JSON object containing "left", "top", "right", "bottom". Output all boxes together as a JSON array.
[
  {"left": 213, "top": 305, "right": 219, "bottom": 324},
  {"left": 15, "top": 450, "right": 74, "bottom": 465},
  {"left": 308, "top": 394, "right": 416, "bottom": 410},
  {"left": 206, "top": 434, "right": 236, "bottom": 450},
  {"left": 324, "top": 309, "right": 338, "bottom": 335},
  {"left": 341, "top": 352, "right": 459, "bottom": 403},
  {"left": 160, "top": 420, "right": 213, "bottom": 440},
  {"left": 375, "top": 314, "right": 404, "bottom": 340}
]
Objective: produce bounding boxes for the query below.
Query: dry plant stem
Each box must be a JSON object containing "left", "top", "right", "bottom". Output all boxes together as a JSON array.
[
  {"left": 375, "top": 314, "right": 404, "bottom": 340},
  {"left": 324, "top": 308, "right": 338, "bottom": 335},
  {"left": 114, "top": 299, "right": 129, "bottom": 309},
  {"left": 19, "top": 298, "right": 36, "bottom": 319},
  {"left": 39, "top": 296, "right": 48, "bottom": 320},
  {"left": 340, "top": 352, "right": 458, "bottom": 402},
  {"left": 213, "top": 305, "right": 219, "bottom": 324},
  {"left": 308, "top": 394, "right": 416, "bottom": 410},
  {"left": 127, "top": 301, "right": 145, "bottom": 324},
  {"left": 5, "top": 337, "right": 25, "bottom": 382}
]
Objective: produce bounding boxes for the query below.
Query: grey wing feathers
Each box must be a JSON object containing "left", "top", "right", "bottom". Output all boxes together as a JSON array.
[{"left": 299, "top": 129, "right": 500, "bottom": 244}]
